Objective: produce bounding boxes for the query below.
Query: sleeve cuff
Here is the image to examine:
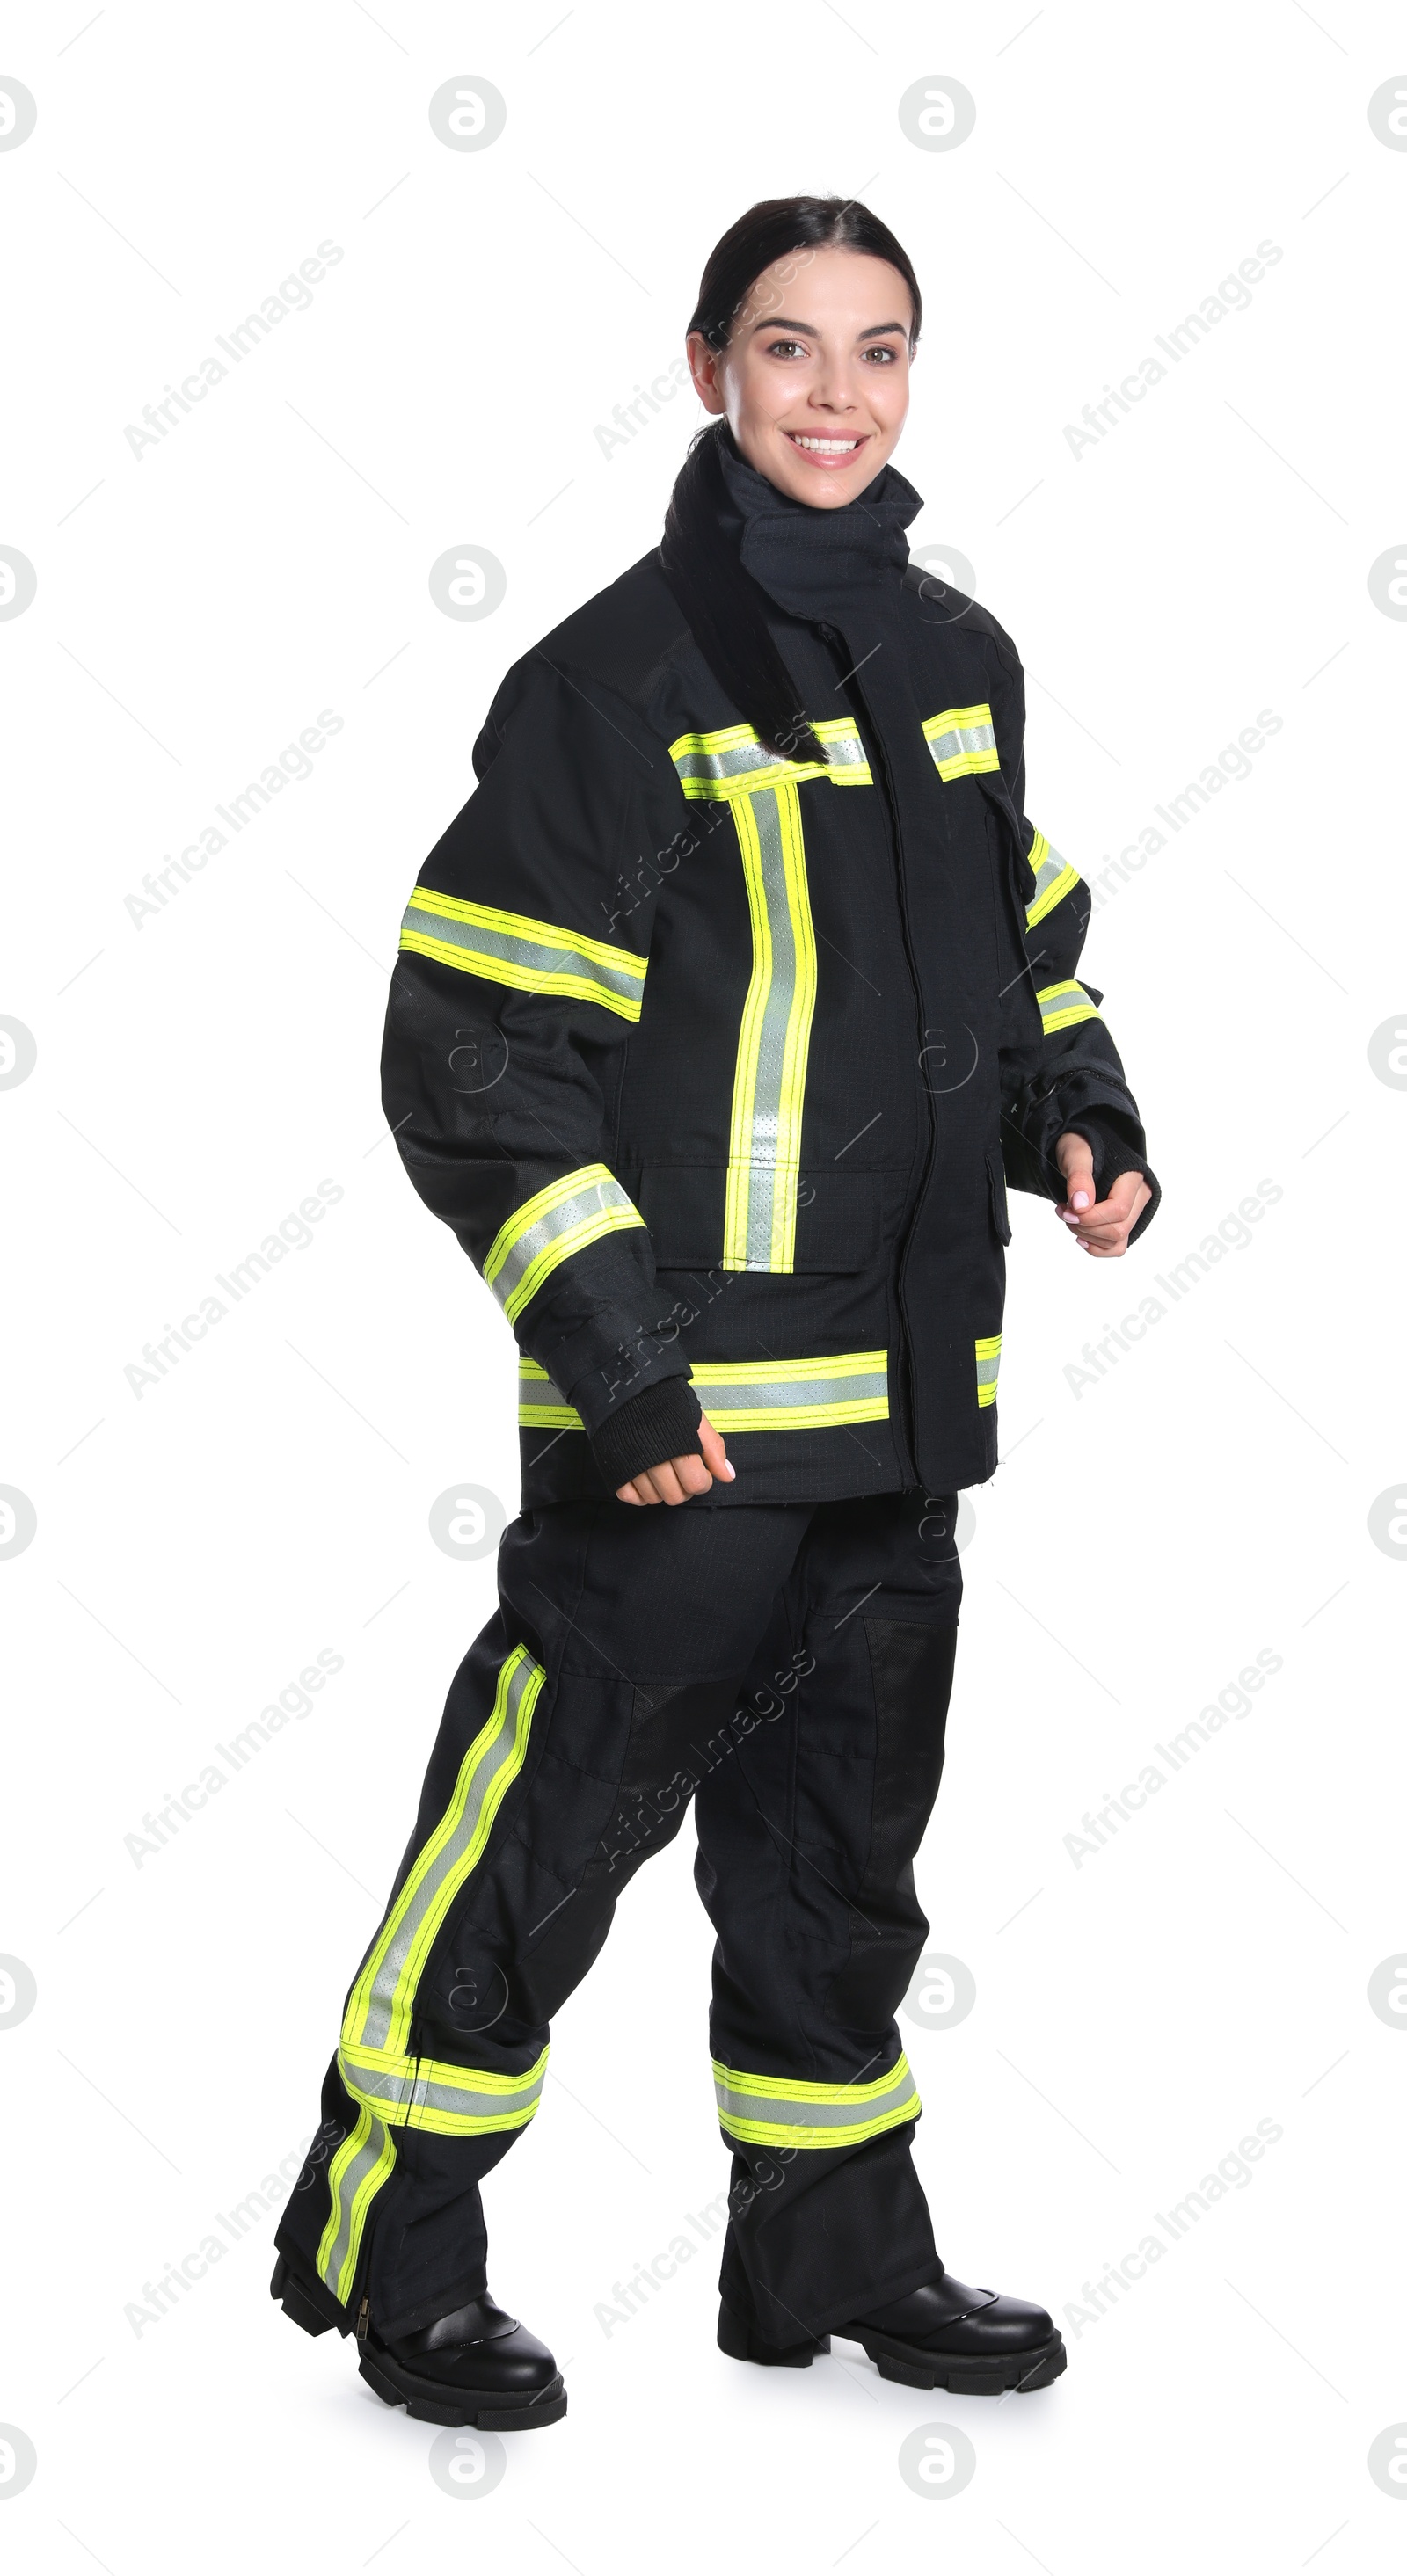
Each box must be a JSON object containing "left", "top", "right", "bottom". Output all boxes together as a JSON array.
[{"left": 587, "top": 1376, "right": 704, "bottom": 1488}]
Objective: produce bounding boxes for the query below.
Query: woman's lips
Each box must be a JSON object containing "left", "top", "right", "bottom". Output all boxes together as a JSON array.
[{"left": 782, "top": 429, "right": 871, "bottom": 469}]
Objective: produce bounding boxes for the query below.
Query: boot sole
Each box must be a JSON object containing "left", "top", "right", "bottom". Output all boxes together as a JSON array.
[
  {"left": 358, "top": 2346, "right": 567, "bottom": 2430},
  {"left": 848, "top": 2326, "right": 1067, "bottom": 2394}
]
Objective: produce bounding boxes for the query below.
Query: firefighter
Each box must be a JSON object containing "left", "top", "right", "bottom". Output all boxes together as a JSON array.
[{"left": 272, "top": 194, "right": 1158, "bottom": 2428}]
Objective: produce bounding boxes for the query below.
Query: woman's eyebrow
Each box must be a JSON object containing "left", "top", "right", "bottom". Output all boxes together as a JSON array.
[{"left": 748, "top": 317, "right": 909, "bottom": 339}]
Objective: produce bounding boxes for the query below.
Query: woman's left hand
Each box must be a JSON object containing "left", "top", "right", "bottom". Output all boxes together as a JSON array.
[{"left": 1053, "top": 1132, "right": 1151, "bottom": 1257}]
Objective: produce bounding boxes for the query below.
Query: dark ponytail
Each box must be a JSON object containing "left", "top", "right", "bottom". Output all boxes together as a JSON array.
[{"left": 660, "top": 196, "right": 922, "bottom": 763}]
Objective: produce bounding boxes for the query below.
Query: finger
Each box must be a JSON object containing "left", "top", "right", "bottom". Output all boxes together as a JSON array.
[
  {"left": 697, "top": 1413, "right": 734, "bottom": 1481},
  {"left": 673, "top": 1452, "right": 714, "bottom": 1497},
  {"left": 649, "top": 1463, "right": 689, "bottom": 1506},
  {"left": 615, "top": 1479, "right": 645, "bottom": 1505}
]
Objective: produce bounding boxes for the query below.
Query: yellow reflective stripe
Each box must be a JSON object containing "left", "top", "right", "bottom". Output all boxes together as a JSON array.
[
  {"left": 690, "top": 1350, "right": 888, "bottom": 1431},
  {"left": 484, "top": 1164, "right": 645, "bottom": 1323},
  {"left": 517, "top": 1357, "right": 582, "bottom": 1429},
  {"left": 1023, "top": 828, "right": 1080, "bottom": 931},
  {"left": 712, "top": 2052, "right": 920, "bottom": 2150},
  {"left": 722, "top": 781, "right": 817, "bottom": 1271},
  {"left": 316, "top": 2104, "right": 397, "bottom": 2305},
  {"left": 1037, "top": 979, "right": 1102, "bottom": 1035},
  {"left": 398, "top": 887, "right": 646, "bottom": 1021},
  {"left": 669, "top": 716, "right": 871, "bottom": 798},
  {"left": 922, "top": 702, "right": 999, "bottom": 781},
  {"left": 975, "top": 1333, "right": 1002, "bottom": 1408},
  {"left": 339, "top": 2041, "right": 550, "bottom": 2138},
  {"left": 343, "top": 1646, "right": 544, "bottom": 2061}
]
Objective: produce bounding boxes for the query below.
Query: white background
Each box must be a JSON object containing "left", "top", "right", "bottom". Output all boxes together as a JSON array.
[{"left": 3, "top": 0, "right": 1405, "bottom": 2565}]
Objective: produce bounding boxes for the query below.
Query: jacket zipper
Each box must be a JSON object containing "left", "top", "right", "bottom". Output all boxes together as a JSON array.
[{"left": 355, "top": 2296, "right": 370, "bottom": 2342}]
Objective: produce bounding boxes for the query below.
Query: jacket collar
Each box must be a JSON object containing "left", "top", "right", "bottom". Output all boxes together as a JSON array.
[{"left": 715, "top": 425, "right": 923, "bottom": 625}]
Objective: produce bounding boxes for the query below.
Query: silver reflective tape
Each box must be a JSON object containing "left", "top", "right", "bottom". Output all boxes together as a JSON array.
[
  {"left": 401, "top": 904, "right": 641, "bottom": 1003},
  {"left": 492, "top": 1175, "right": 636, "bottom": 1313},
  {"left": 343, "top": 2054, "right": 547, "bottom": 2127},
  {"left": 929, "top": 718, "right": 995, "bottom": 768},
  {"left": 322, "top": 2110, "right": 390, "bottom": 2297},
  {"left": 714, "top": 2063, "right": 918, "bottom": 2136},
  {"left": 740, "top": 788, "right": 799, "bottom": 1268},
  {"left": 817, "top": 728, "right": 868, "bottom": 771},
  {"left": 1028, "top": 847, "right": 1065, "bottom": 904},
  {"left": 975, "top": 1353, "right": 1001, "bottom": 1387},
  {"left": 360, "top": 1655, "right": 538, "bottom": 2052},
  {"left": 674, "top": 728, "right": 864, "bottom": 783},
  {"left": 410, "top": 2062, "right": 547, "bottom": 2124},
  {"left": 694, "top": 1369, "right": 888, "bottom": 1414}
]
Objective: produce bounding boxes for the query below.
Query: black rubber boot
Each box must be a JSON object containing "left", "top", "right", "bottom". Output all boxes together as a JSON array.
[
  {"left": 840, "top": 2273, "right": 1065, "bottom": 2393},
  {"left": 271, "top": 2256, "right": 567, "bottom": 2430},
  {"left": 718, "top": 2270, "right": 1065, "bottom": 2395}
]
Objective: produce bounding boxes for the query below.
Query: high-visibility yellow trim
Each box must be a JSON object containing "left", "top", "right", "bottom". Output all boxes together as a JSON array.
[
  {"left": 1023, "top": 828, "right": 1080, "bottom": 932},
  {"left": 712, "top": 2051, "right": 920, "bottom": 2150},
  {"left": 483, "top": 1164, "right": 645, "bottom": 1323},
  {"left": 517, "top": 1350, "right": 889, "bottom": 1435},
  {"left": 975, "top": 1334, "right": 1002, "bottom": 1409},
  {"left": 693, "top": 1350, "right": 887, "bottom": 1430},
  {"left": 1037, "top": 979, "right": 1102, "bottom": 1036},
  {"left": 922, "top": 702, "right": 1000, "bottom": 781},
  {"left": 722, "top": 781, "right": 817, "bottom": 1271},
  {"left": 398, "top": 887, "right": 647, "bottom": 1022},
  {"left": 669, "top": 717, "right": 871, "bottom": 799},
  {"left": 343, "top": 1646, "right": 544, "bottom": 2063},
  {"left": 518, "top": 1350, "right": 583, "bottom": 1429},
  {"left": 339, "top": 2041, "right": 550, "bottom": 2139},
  {"left": 316, "top": 2104, "right": 397, "bottom": 2306}
]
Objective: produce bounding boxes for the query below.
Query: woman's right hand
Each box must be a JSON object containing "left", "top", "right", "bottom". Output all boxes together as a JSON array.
[{"left": 616, "top": 1413, "right": 735, "bottom": 1506}]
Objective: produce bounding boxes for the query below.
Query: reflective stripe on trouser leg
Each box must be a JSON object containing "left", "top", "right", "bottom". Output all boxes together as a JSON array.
[
  {"left": 317, "top": 2105, "right": 397, "bottom": 2307},
  {"left": 712, "top": 2052, "right": 921, "bottom": 2150},
  {"left": 314, "top": 1643, "right": 545, "bottom": 2300},
  {"left": 975, "top": 1334, "right": 1001, "bottom": 1408}
]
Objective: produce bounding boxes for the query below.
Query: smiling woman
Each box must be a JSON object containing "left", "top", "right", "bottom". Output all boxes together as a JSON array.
[{"left": 274, "top": 188, "right": 1160, "bottom": 2438}]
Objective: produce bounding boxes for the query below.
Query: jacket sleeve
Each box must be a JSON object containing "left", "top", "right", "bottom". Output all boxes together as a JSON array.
[
  {"left": 987, "top": 636, "right": 1161, "bottom": 1245},
  {"left": 381, "top": 649, "right": 700, "bottom": 1450}
]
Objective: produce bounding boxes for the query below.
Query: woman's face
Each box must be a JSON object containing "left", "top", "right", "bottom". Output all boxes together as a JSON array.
[{"left": 688, "top": 244, "right": 914, "bottom": 510}]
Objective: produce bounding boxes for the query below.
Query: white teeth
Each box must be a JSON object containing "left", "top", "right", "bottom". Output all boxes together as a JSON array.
[{"left": 790, "top": 434, "right": 860, "bottom": 453}]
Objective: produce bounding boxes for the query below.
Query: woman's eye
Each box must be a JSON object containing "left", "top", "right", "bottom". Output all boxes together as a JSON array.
[
  {"left": 767, "top": 339, "right": 806, "bottom": 359},
  {"left": 864, "top": 345, "right": 898, "bottom": 362}
]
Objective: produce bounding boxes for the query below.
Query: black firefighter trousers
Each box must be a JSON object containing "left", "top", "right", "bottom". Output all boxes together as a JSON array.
[{"left": 277, "top": 1488, "right": 962, "bottom": 2349}]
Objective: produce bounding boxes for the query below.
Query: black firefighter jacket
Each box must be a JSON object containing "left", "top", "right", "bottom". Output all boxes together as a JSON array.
[{"left": 381, "top": 439, "right": 1160, "bottom": 1507}]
